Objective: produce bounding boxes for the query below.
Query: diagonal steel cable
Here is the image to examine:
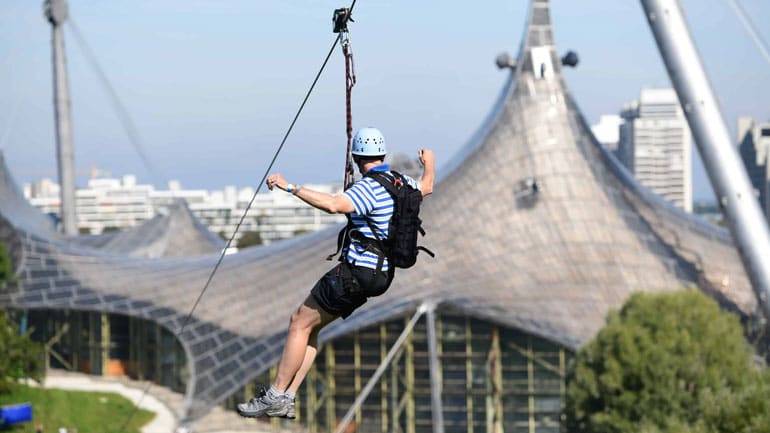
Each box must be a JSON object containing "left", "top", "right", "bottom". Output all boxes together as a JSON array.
[
  {"left": 726, "top": 0, "right": 770, "bottom": 68},
  {"left": 66, "top": 18, "right": 165, "bottom": 186}
]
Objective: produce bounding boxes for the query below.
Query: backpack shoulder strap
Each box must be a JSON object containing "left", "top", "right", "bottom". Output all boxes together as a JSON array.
[
  {"left": 365, "top": 170, "right": 399, "bottom": 197},
  {"left": 326, "top": 214, "right": 353, "bottom": 262}
]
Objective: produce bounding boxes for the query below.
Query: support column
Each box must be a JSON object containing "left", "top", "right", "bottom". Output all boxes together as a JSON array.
[
  {"left": 559, "top": 349, "right": 566, "bottom": 418},
  {"left": 326, "top": 344, "right": 336, "bottom": 433},
  {"left": 426, "top": 305, "right": 445, "bottom": 433},
  {"left": 641, "top": 0, "right": 770, "bottom": 317},
  {"left": 380, "top": 323, "right": 389, "bottom": 433},
  {"left": 465, "top": 318, "right": 474, "bottom": 433},
  {"left": 390, "top": 344, "right": 401, "bottom": 433},
  {"left": 44, "top": 0, "right": 77, "bottom": 236},
  {"left": 70, "top": 311, "right": 80, "bottom": 372},
  {"left": 354, "top": 333, "right": 362, "bottom": 426},
  {"left": 527, "top": 336, "right": 535, "bottom": 433},
  {"left": 308, "top": 361, "right": 318, "bottom": 432},
  {"left": 88, "top": 312, "right": 99, "bottom": 374},
  {"left": 486, "top": 327, "right": 503, "bottom": 433},
  {"left": 100, "top": 313, "right": 110, "bottom": 376},
  {"left": 137, "top": 320, "right": 145, "bottom": 380},
  {"left": 334, "top": 307, "right": 425, "bottom": 433},
  {"left": 155, "top": 323, "right": 162, "bottom": 383},
  {"left": 129, "top": 317, "right": 135, "bottom": 377},
  {"left": 405, "top": 317, "right": 416, "bottom": 433}
]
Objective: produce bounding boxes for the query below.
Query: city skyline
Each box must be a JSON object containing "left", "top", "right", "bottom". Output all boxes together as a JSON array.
[
  {"left": 1, "top": 0, "right": 769, "bottom": 203},
  {"left": 23, "top": 172, "right": 346, "bottom": 243}
]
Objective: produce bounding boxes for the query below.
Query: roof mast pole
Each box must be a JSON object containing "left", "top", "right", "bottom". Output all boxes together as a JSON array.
[
  {"left": 640, "top": 0, "right": 770, "bottom": 319},
  {"left": 44, "top": 0, "right": 78, "bottom": 236}
]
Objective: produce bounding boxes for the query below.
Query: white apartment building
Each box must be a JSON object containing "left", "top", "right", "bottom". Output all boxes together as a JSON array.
[
  {"left": 617, "top": 88, "right": 692, "bottom": 212},
  {"left": 25, "top": 175, "right": 346, "bottom": 245},
  {"left": 737, "top": 117, "right": 770, "bottom": 221}
]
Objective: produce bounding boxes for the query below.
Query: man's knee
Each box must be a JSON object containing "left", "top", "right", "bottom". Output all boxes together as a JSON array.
[{"left": 289, "top": 305, "right": 320, "bottom": 334}]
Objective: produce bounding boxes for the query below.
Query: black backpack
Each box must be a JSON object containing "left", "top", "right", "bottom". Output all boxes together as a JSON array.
[
  {"left": 365, "top": 170, "right": 433, "bottom": 269},
  {"left": 329, "top": 170, "right": 434, "bottom": 271}
]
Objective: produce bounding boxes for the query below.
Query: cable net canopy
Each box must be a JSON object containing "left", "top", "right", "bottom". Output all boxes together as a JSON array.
[{"left": 0, "top": 0, "right": 756, "bottom": 422}]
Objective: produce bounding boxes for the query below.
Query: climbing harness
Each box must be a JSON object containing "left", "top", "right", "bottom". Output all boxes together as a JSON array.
[{"left": 333, "top": 7, "right": 356, "bottom": 189}]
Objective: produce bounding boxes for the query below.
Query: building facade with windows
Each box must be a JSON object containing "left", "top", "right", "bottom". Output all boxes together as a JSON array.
[
  {"left": 24, "top": 175, "right": 346, "bottom": 245},
  {"left": 737, "top": 117, "right": 770, "bottom": 222},
  {"left": 617, "top": 88, "right": 693, "bottom": 212}
]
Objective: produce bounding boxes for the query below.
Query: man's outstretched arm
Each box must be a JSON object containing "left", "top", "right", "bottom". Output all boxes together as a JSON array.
[
  {"left": 418, "top": 149, "right": 435, "bottom": 197},
  {"left": 266, "top": 173, "right": 355, "bottom": 214}
]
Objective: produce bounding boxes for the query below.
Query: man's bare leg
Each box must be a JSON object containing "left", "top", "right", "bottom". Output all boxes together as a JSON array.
[
  {"left": 273, "top": 295, "right": 336, "bottom": 391},
  {"left": 237, "top": 296, "right": 336, "bottom": 418},
  {"left": 285, "top": 327, "right": 321, "bottom": 395}
]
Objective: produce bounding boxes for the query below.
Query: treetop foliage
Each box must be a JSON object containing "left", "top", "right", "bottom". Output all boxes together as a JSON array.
[
  {"left": 566, "top": 290, "right": 770, "bottom": 433},
  {"left": 0, "top": 240, "right": 44, "bottom": 393},
  {"left": 0, "top": 239, "right": 12, "bottom": 284},
  {"left": 0, "top": 309, "right": 44, "bottom": 393}
]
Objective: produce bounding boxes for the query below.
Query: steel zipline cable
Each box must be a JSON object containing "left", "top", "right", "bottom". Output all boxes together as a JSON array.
[{"left": 116, "top": 1, "right": 357, "bottom": 430}]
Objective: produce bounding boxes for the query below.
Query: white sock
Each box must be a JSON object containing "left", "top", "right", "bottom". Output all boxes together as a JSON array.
[
  {"left": 268, "top": 386, "right": 284, "bottom": 400},
  {"left": 285, "top": 391, "right": 296, "bottom": 400}
]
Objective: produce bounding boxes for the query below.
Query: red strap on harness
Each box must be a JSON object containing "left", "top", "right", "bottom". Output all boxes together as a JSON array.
[
  {"left": 333, "top": 7, "right": 357, "bottom": 190},
  {"left": 342, "top": 39, "right": 356, "bottom": 190}
]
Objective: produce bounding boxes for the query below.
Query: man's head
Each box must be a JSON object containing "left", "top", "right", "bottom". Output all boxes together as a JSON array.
[{"left": 351, "top": 127, "right": 386, "bottom": 167}]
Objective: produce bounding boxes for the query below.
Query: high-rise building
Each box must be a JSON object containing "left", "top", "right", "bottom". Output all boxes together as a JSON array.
[
  {"left": 737, "top": 117, "right": 770, "bottom": 221},
  {"left": 617, "top": 88, "right": 692, "bottom": 212}
]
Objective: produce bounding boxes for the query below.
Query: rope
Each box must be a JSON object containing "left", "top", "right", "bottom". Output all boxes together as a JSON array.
[
  {"left": 342, "top": 38, "right": 357, "bottom": 189},
  {"left": 116, "top": 26, "right": 346, "bottom": 433}
]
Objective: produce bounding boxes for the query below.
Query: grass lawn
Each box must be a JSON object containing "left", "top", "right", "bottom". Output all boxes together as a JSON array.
[{"left": 0, "top": 384, "right": 155, "bottom": 433}]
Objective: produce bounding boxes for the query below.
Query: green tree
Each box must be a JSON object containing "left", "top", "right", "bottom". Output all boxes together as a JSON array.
[
  {"left": 0, "top": 240, "right": 44, "bottom": 392},
  {"left": 0, "top": 309, "right": 44, "bottom": 393},
  {"left": 237, "top": 231, "right": 263, "bottom": 248},
  {"left": 565, "top": 290, "right": 770, "bottom": 433},
  {"left": 0, "top": 238, "right": 12, "bottom": 283}
]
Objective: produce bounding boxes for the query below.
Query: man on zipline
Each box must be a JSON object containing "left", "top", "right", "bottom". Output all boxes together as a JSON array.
[{"left": 237, "top": 127, "right": 435, "bottom": 419}]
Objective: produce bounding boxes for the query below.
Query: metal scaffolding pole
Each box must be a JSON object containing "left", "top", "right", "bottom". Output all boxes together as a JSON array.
[
  {"left": 640, "top": 0, "right": 770, "bottom": 318},
  {"left": 426, "top": 304, "right": 445, "bottom": 433},
  {"left": 333, "top": 306, "right": 426, "bottom": 433},
  {"left": 44, "top": 0, "right": 78, "bottom": 236}
]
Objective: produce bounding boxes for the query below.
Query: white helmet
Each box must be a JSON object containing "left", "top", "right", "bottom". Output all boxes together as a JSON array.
[{"left": 351, "top": 127, "right": 387, "bottom": 156}]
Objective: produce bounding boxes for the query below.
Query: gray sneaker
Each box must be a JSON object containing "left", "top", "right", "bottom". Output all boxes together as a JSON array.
[
  {"left": 237, "top": 388, "right": 293, "bottom": 418},
  {"left": 280, "top": 398, "right": 296, "bottom": 419}
]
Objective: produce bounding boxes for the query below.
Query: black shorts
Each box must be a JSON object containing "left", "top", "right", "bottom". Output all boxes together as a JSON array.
[{"left": 311, "top": 262, "right": 392, "bottom": 319}]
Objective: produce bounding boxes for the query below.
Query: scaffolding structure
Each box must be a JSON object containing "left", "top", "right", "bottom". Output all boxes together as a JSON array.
[{"left": 228, "top": 310, "right": 570, "bottom": 433}]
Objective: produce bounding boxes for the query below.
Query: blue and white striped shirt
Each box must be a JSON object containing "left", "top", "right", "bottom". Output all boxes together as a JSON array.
[{"left": 343, "top": 164, "right": 420, "bottom": 271}]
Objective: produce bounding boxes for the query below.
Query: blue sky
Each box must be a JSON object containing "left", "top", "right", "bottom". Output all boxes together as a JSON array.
[{"left": 1, "top": 0, "right": 769, "bottom": 202}]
